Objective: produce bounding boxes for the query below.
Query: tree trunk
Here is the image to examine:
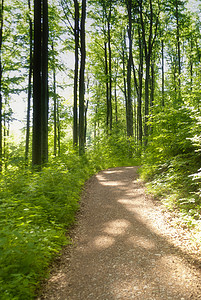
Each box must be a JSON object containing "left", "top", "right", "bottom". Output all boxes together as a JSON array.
[
  {"left": 41, "top": 0, "right": 49, "bottom": 164},
  {"left": 32, "top": 0, "right": 42, "bottom": 168},
  {"left": 176, "top": 0, "right": 181, "bottom": 102},
  {"left": 107, "top": 10, "right": 112, "bottom": 132},
  {"left": 144, "top": 56, "right": 150, "bottom": 142},
  {"left": 126, "top": 0, "right": 133, "bottom": 138},
  {"left": 84, "top": 99, "right": 88, "bottom": 144},
  {"left": 79, "top": 0, "right": 86, "bottom": 155},
  {"left": 104, "top": 41, "right": 109, "bottom": 133},
  {"left": 57, "top": 98, "right": 61, "bottom": 155},
  {"left": 140, "top": 0, "right": 159, "bottom": 146},
  {"left": 161, "top": 39, "right": 165, "bottom": 106},
  {"left": 52, "top": 42, "right": 57, "bottom": 157},
  {"left": 25, "top": 0, "right": 33, "bottom": 165},
  {"left": 32, "top": 0, "right": 49, "bottom": 168},
  {"left": 73, "top": 0, "right": 79, "bottom": 147},
  {"left": 137, "top": 29, "right": 143, "bottom": 144},
  {"left": 0, "top": 0, "right": 3, "bottom": 172},
  {"left": 114, "top": 81, "right": 118, "bottom": 124},
  {"left": 122, "top": 31, "right": 128, "bottom": 128}
]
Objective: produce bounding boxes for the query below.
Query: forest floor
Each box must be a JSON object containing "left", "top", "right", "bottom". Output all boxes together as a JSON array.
[{"left": 37, "top": 166, "right": 201, "bottom": 300}]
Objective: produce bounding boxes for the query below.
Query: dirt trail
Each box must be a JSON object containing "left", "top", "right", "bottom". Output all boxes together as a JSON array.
[{"left": 37, "top": 166, "right": 201, "bottom": 299}]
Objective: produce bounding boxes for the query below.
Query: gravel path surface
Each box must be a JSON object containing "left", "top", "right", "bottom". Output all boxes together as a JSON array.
[{"left": 37, "top": 166, "right": 201, "bottom": 300}]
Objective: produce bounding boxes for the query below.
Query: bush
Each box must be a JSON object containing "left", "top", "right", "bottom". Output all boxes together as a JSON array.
[
  {"left": 0, "top": 151, "right": 94, "bottom": 299},
  {"left": 0, "top": 139, "right": 139, "bottom": 299}
]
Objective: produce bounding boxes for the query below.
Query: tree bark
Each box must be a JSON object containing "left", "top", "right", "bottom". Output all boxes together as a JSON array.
[
  {"left": 139, "top": 0, "right": 159, "bottom": 146},
  {"left": 107, "top": 7, "right": 112, "bottom": 132},
  {"left": 175, "top": 0, "right": 181, "bottom": 102},
  {"left": 122, "top": 31, "right": 128, "bottom": 127},
  {"left": 0, "top": 0, "right": 4, "bottom": 172},
  {"left": 52, "top": 42, "right": 57, "bottom": 157},
  {"left": 41, "top": 0, "right": 49, "bottom": 164},
  {"left": 126, "top": 0, "right": 133, "bottom": 138},
  {"left": 104, "top": 41, "right": 109, "bottom": 133},
  {"left": 79, "top": 0, "right": 86, "bottom": 155},
  {"left": 161, "top": 39, "right": 165, "bottom": 106},
  {"left": 137, "top": 27, "right": 143, "bottom": 144},
  {"left": 32, "top": 0, "right": 42, "bottom": 168},
  {"left": 25, "top": 0, "right": 33, "bottom": 164},
  {"left": 73, "top": 0, "right": 79, "bottom": 147}
]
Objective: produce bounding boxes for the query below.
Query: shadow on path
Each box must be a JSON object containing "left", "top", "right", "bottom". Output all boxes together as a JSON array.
[{"left": 38, "top": 167, "right": 201, "bottom": 300}]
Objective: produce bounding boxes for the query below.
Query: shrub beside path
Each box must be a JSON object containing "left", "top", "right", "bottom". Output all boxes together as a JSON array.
[{"left": 37, "top": 166, "right": 201, "bottom": 299}]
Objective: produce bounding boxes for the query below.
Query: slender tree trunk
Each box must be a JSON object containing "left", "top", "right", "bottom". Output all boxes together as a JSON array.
[
  {"left": 79, "top": 0, "right": 86, "bottom": 155},
  {"left": 190, "top": 38, "right": 193, "bottom": 93},
  {"left": 84, "top": 99, "right": 88, "bottom": 144},
  {"left": 41, "top": 0, "right": 49, "bottom": 164},
  {"left": 122, "top": 31, "right": 128, "bottom": 134},
  {"left": 104, "top": 41, "right": 109, "bottom": 133},
  {"left": 138, "top": 31, "right": 143, "bottom": 144},
  {"left": 3, "top": 99, "right": 7, "bottom": 170},
  {"left": 176, "top": 0, "right": 181, "bottom": 101},
  {"left": 32, "top": 0, "right": 42, "bottom": 168},
  {"left": 57, "top": 98, "right": 61, "bottom": 155},
  {"left": 107, "top": 9, "right": 112, "bottom": 132},
  {"left": 52, "top": 42, "right": 57, "bottom": 157},
  {"left": 25, "top": 0, "right": 33, "bottom": 164},
  {"left": 73, "top": 0, "right": 79, "bottom": 146},
  {"left": 144, "top": 56, "right": 150, "bottom": 142},
  {"left": 0, "top": 0, "right": 3, "bottom": 172},
  {"left": 161, "top": 39, "right": 165, "bottom": 106},
  {"left": 114, "top": 82, "right": 118, "bottom": 124},
  {"left": 150, "top": 60, "right": 154, "bottom": 107},
  {"left": 140, "top": 0, "right": 158, "bottom": 146},
  {"left": 126, "top": 0, "right": 133, "bottom": 138}
]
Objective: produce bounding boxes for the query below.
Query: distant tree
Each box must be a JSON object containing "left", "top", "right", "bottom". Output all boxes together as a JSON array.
[{"left": 139, "top": 0, "right": 159, "bottom": 145}]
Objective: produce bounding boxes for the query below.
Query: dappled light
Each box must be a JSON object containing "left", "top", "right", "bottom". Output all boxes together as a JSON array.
[
  {"left": 126, "top": 235, "right": 156, "bottom": 250},
  {"left": 39, "top": 167, "right": 201, "bottom": 299},
  {"left": 92, "top": 235, "right": 115, "bottom": 250},
  {"left": 103, "top": 219, "right": 130, "bottom": 236}
]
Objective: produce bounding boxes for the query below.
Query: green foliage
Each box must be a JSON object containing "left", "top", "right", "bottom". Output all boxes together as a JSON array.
[
  {"left": 0, "top": 141, "right": 139, "bottom": 299},
  {"left": 88, "top": 132, "right": 141, "bottom": 170},
  {"left": 141, "top": 104, "right": 201, "bottom": 229},
  {"left": 0, "top": 151, "right": 94, "bottom": 299}
]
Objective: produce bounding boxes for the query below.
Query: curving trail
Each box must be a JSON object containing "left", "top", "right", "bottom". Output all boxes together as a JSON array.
[{"left": 37, "top": 167, "right": 201, "bottom": 300}]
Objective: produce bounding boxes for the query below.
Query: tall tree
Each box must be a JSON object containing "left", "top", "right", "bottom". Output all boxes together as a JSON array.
[
  {"left": 139, "top": 0, "right": 159, "bottom": 145},
  {"left": 79, "top": 0, "right": 86, "bottom": 155},
  {"left": 107, "top": 1, "right": 112, "bottom": 132},
  {"left": 25, "top": 0, "right": 33, "bottom": 164},
  {"left": 126, "top": 0, "right": 133, "bottom": 138},
  {"left": 73, "top": 0, "right": 79, "bottom": 146},
  {"left": 32, "top": 0, "right": 42, "bottom": 167},
  {"left": 32, "top": 0, "right": 49, "bottom": 168},
  {"left": 0, "top": 0, "right": 3, "bottom": 171},
  {"left": 41, "top": 0, "right": 49, "bottom": 163}
]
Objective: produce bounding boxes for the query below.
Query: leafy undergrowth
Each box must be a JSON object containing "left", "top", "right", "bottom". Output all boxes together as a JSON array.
[
  {"left": 140, "top": 153, "right": 201, "bottom": 231},
  {"left": 0, "top": 137, "right": 140, "bottom": 300}
]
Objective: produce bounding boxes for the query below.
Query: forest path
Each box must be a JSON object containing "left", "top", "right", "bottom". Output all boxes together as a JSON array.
[{"left": 37, "top": 166, "right": 201, "bottom": 300}]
